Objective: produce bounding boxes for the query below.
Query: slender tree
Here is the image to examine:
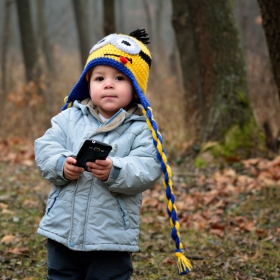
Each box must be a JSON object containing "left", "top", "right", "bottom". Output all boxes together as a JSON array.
[
  {"left": 257, "top": 1, "right": 280, "bottom": 101},
  {"left": 154, "top": 0, "right": 163, "bottom": 54},
  {"left": 142, "top": 0, "right": 153, "bottom": 41},
  {"left": 1, "top": 0, "right": 13, "bottom": 93},
  {"left": 91, "top": 0, "right": 103, "bottom": 40},
  {"left": 72, "top": 0, "right": 90, "bottom": 67},
  {"left": 0, "top": 0, "right": 13, "bottom": 130},
  {"left": 116, "top": 0, "right": 124, "bottom": 32},
  {"left": 172, "top": 0, "right": 254, "bottom": 143},
  {"left": 36, "top": 0, "right": 55, "bottom": 74},
  {"left": 16, "top": 0, "right": 39, "bottom": 82},
  {"left": 103, "top": 0, "right": 116, "bottom": 35}
]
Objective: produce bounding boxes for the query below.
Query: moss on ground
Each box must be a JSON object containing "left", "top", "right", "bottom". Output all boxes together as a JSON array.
[{"left": 194, "top": 118, "right": 267, "bottom": 168}]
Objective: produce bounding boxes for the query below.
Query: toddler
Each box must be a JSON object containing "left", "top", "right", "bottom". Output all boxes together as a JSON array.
[{"left": 35, "top": 29, "right": 191, "bottom": 279}]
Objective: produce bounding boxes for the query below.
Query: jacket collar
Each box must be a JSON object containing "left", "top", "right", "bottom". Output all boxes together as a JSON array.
[
  {"left": 74, "top": 98, "right": 144, "bottom": 119},
  {"left": 73, "top": 98, "right": 145, "bottom": 133}
]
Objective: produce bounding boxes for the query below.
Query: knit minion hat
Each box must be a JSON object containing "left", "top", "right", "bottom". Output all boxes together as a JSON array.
[{"left": 62, "top": 29, "right": 192, "bottom": 275}]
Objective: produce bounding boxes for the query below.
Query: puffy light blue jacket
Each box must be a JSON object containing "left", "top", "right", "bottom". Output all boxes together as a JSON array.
[{"left": 35, "top": 99, "right": 162, "bottom": 252}]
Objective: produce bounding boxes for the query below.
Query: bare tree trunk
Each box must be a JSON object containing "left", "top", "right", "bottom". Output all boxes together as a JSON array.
[
  {"left": 16, "top": 0, "right": 40, "bottom": 82},
  {"left": 0, "top": 0, "right": 14, "bottom": 131},
  {"left": 1, "top": 0, "right": 13, "bottom": 94},
  {"left": 36, "top": 0, "right": 56, "bottom": 74},
  {"left": 72, "top": 0, "right": 90, "bottom": 68},
  {"left": 91, "top": 0, "right": 103, "bottom": 40},
  {"left": 142, "top": 0, "right": 153, "bottom": 47},
  {"left": 257, "top": 1, "right": 280, "bottom": 101},
  {"left": 154, "top": 0, "right": 163, "bottom": 54},
  {"left": 172, "top": 0, "right": 253, "bottom": 143},
  {"left": 103, "top": 0, "right": 116, "bottom": 35},
  {"left": 172, "top": 0, "right": 202, "bottom": 138},
  {"left": 116, "top": 0, "right": 124, "bottom": 32}
]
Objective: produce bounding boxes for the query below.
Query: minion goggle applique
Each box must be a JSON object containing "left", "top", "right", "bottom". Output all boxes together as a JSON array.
[{"left": 62, "top": 29, "right": 152, "bottom": 110}]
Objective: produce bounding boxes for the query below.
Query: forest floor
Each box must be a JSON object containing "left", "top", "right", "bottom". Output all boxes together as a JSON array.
[{"left": 0, "top": 139, "right": 280, "bottom": 280}]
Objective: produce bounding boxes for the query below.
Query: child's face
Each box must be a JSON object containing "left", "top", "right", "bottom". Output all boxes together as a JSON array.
[{"left": 89, "top": 65, "right": 135, "bottom": 119}]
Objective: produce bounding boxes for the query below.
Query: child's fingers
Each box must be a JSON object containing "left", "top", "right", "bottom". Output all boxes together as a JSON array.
[
  {"left": 86, "top": 161, "right": 97, "bottom": 169},
  {"left": 90, "top": 169, "right": 109, "bottom": 181},
  {"left": 69, "top": 165, "right": 84, "bottom": 173},
  {"left": 87, "top": 159, "right": 112, "bottom": 181},
  {"left": 64, "top": 167, "right": 83, "bottom": 180},
  {"left": 94, "top": 158, "right": 112, "bottom": 167},
  {"left": 65, "top": 157, "right": 84, "bottom": 173},
  {"left": 90, "top": 168, "right": 105, "bottom": 176},
  {"left": 65, "top": 157, "right": 77, "bottom": 165}
]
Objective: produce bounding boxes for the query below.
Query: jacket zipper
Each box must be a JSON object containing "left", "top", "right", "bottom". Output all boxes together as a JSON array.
[{"left": 82, "top": 179, "right": 94, "bottom": 250}]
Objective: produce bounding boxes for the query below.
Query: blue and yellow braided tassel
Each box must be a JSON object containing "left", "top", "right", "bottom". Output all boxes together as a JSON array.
[
  {"left": 64, "top": 96, "right": 73, "bottom": 109},
  {"left": 143, "top": 105, "right": 192, "bottom": 275}
]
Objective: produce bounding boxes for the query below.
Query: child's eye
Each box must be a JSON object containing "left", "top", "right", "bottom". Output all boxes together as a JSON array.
[
  {"left": 95, "top": 76, "right": 104, "bottom": 81},
  {"left": 116, "top": 76, "right": 125, "bottom": 81}
]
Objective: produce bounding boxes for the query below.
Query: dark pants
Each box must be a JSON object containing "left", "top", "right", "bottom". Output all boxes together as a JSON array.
[{"left": 47, "top": 239, "right": 133, "bottom": 280}]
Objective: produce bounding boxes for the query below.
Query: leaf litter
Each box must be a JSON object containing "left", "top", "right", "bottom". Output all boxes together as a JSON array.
[{"left": 0, "top": 139, "right": 279, "bottom": 279}]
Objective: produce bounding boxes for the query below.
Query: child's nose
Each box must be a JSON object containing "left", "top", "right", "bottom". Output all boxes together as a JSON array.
[{"left": 104, "top": 79, "right": 114, "bottom": 89}]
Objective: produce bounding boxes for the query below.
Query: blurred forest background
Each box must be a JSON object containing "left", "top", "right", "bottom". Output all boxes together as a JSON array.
[
  {"left": 0, "top": 0, "right": 280, "bottom": 163},
  {"left": 1, "top": 1, "right": 280, "bottom": 278}
]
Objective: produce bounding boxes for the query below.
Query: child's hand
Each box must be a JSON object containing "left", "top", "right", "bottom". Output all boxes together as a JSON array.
[
  {"left": 86, "top": 158, "right": 112, "bottom": 181},
  {"left": 63, "top": 157, "right": 84, "bottom": 180}
]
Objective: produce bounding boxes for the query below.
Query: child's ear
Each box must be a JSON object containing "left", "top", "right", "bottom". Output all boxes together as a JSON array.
[
  {"left": 86, "top": 68, "right": 93, "bottom": 82},
  {"left": 130, "top": 92, "right": 140, "bottom": 105},
  {"left": 87, "top": 68, "right": 93, "bottom": 90}
]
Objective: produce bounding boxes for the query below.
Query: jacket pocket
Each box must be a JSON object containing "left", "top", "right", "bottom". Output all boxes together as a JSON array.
[
  {"left": 116, "top": 195, "right": 130, "bottom": 230},
  {"left": 46, "top": 188, "right": 62, "bottom": 215}
]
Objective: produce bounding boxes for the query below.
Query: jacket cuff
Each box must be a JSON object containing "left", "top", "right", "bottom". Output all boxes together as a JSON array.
[
  {"left": 56, "top": 155, "right": 69, "bottom": 181},
  {"left": 104, "top": 158, "right": 121, "bottom": 186}
]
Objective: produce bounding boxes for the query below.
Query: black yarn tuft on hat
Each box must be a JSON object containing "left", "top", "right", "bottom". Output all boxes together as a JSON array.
[{"left": 129, "top": 29, "right": 150, "bottom": 45}]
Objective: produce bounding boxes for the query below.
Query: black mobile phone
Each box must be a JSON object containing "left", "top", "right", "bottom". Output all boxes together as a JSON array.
[{"left": 75, "top": 140, "right": 112, "bottom": 171}]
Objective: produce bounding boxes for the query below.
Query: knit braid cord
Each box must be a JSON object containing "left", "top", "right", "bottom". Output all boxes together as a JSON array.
[{"left": 143, "top": 105, "right": 192, "bottom": 275}]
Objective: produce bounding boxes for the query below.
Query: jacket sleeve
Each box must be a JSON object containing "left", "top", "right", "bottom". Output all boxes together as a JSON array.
[
  {"left": 34, "top": 112, "right": 75, "bottom": 186},
  {"left": 104, "top": 127, "right": 162, "bottom": 195}
]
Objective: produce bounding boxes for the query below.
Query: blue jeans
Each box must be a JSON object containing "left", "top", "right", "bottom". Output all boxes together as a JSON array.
[{"left": 47, "top": 239, "right": 133, "bottom": 280}]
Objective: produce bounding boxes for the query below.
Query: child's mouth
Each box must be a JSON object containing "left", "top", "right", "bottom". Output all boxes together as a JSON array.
[{"left": 103, "top": 95, "right": 116, "bottom": 99}]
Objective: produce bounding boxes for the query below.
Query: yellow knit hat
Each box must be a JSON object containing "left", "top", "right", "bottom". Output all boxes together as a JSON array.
[{"left": 62, "top": 29, "right": 151, "bottom": 109}]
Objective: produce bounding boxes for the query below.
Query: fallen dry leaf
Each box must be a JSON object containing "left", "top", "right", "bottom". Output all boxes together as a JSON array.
[
  {"left": 210, "top": 223, "right": 226, "bottom": 231},
  {"left": 2, "top": 208, "right": 15, "bottom": 215},
  {"left": 255, "top": 229, "right": 266, "bottom": 236},
  {"left": 239, "top": 222, "right": 256, "bottom": 232},
  {"left": 142, "top": 197, "right": 158, "bottom": 208},
  {"left": 22, "top": 159, "right": 34, "bottom": 166},
  {"left": 163, "top": 257, "right": 176, "bottom": 265},
  {"left": 6, "top": 247, "right": 29, "bottom": 255},
  {"left": 209, "top": 228, "right": 224, "bottom": 237},
  {"left": 264, "top": 235, "right": 274, "bottom": 241},
  {"left": 0, "top": 202, "right": 8, "bottom": 209},
  {"left": 23, "top": 199, "right": 40, "bottom": 208},
  {"left": 1, "top": 235, "right": 21, "bottom": 245},
  {"left": 271, "top": 156, "right": 280, "bottom": 166},
  {"left": 241, "top": 158, "right": 260, "bottom": 167}
]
